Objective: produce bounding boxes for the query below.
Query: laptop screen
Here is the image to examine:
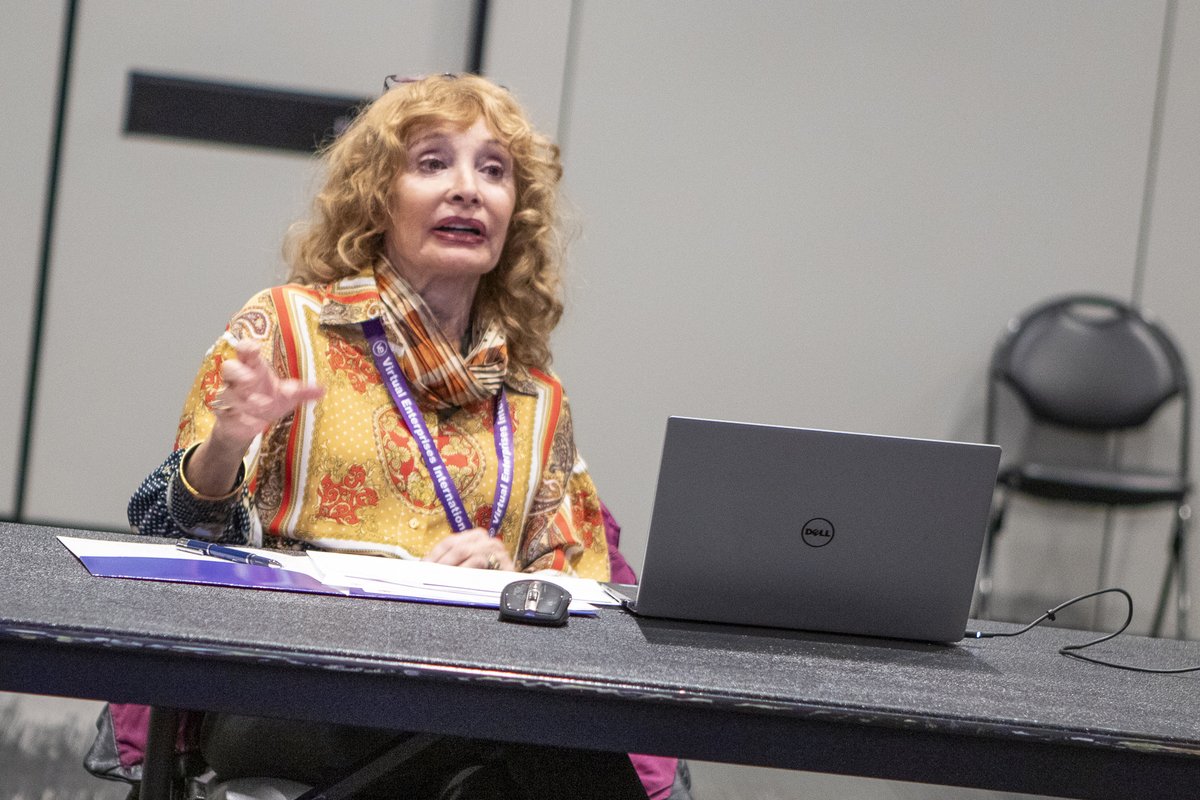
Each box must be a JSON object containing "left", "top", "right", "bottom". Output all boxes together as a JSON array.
[{"left": 632, "top": 417, "right": 1000, "bottom": 642}]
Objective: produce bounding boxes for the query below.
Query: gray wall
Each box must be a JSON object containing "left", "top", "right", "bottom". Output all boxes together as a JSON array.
[
  {"left": 1, "top": 3, "right": 65, "bottom": 520},
  {"left": 4, "top": 2, "right": 1198, "bottom": 626},
  {"left": 5, "top": 0, "right": 476, "bottom": 527}
]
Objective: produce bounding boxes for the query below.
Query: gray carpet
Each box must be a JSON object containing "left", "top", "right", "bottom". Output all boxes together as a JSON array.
[{"left": 0, "top": 692, "right": 126, "bottom": 800}]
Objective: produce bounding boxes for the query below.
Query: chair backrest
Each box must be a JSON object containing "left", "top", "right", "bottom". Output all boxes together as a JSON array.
[{"left": 986, "top": 295, "right": 1191, "bottom": 468}]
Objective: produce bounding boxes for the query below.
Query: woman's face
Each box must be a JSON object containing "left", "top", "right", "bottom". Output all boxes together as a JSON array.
[{"left": 385, "top": 118, "right": 517, "bottom": 287}]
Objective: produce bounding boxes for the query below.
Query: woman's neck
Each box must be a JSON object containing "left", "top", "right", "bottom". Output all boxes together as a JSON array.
[
  {"left": 381, "top": 259, "right": 479, "bottom": 346},
  {"left": 420, "top": 279, "right": 477, "bottom": 347}
]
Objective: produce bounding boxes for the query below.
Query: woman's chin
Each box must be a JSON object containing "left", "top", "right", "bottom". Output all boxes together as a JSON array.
[{"left": 422, "top": 256, "right": 500, "bottom": 281}]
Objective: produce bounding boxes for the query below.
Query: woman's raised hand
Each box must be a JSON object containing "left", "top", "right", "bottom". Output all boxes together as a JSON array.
[
  {"left": 211, "top": 339, "right": 325, "bottom": 450},
  {"left": 183, "top": 339, "right": 324, "bottom": 498}
]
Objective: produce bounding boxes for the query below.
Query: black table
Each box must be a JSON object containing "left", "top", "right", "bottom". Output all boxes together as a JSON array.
[{"left": 2, "top": 522, "right": 1199, "bottom": 799}]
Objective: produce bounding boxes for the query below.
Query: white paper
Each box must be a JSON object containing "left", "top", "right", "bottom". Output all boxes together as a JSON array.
[
  {"left": 306, "top": 550, "right": 618, "bottom": 607},
  {"left": 58, "top": 536, "right": 611, "bottom": 612}
]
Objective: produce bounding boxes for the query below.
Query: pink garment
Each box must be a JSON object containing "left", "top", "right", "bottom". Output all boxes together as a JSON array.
[
  {"left": 109, "top": 702, "right": 150, "bottom": 769},
  {"left": 629, "top": 753, "right": 680, "bottom": 800},
  {"left": 107, "top": 702, "right": 198, "bottom": 769},
  {"left": 601, "top": 501, "right": 639, "bottom": 585}
]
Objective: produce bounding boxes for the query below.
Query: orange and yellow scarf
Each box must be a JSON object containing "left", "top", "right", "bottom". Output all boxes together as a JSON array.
[{"left": 375, "top": 264, "right": 508, "bottom": 410}]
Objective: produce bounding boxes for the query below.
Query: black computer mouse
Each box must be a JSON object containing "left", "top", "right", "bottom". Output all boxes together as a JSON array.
[{"left": 498, "top": 579, "right": 571, "bottom": 627}]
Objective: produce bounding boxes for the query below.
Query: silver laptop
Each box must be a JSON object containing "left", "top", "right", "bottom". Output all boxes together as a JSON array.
[{"left": 621, "top": 417, "right": 1001, "bottom": 643}]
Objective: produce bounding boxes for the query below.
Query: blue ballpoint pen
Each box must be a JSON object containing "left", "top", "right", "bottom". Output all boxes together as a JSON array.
[{"left": 176, "top": 538, "right": 282, "bottom": 568}]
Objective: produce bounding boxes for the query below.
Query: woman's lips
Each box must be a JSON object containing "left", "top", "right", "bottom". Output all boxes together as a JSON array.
[{"left": 433, "top": 216, "right": 486, "bottom": 243}]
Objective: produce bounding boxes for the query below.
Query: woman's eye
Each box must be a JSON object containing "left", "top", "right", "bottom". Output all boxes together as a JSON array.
[
  {"left": 417, "top": 157, "right": 446, "bottom": 172},
  {"left": 481, "top": 163, "right": 506, "bottom": 179}
]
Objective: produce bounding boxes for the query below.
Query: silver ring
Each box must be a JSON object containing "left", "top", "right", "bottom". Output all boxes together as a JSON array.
[{"left": 210, "top": 389, "right": 231, "bottom": 412}]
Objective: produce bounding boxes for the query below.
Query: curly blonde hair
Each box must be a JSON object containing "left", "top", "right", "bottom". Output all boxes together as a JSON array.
[{"left": 286, "top": 74, "right": 565, "bottom": 372}]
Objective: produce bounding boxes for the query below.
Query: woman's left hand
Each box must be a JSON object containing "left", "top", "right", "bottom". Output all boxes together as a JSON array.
[{"left": 424, "top": 528, "right": 515, "bottom": 571}]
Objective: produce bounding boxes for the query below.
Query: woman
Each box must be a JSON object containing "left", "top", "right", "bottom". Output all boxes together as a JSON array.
[
  {"left": 115, "top": 74, "right": 679, "bottom": 798},
  {"left": 129, "top": 73, "right": 608, "bottom": 579}
]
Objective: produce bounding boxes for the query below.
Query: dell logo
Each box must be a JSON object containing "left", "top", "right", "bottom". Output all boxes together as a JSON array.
[{"left": 801, "top": 518, "right": 835, "bottom": 547}]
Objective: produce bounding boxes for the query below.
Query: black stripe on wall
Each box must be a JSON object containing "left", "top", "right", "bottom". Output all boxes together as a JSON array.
[
  {"left": 469, "top": 0, "right": 490, "bottom": 74},
  {"left": 13, "top": 0, "right": 78, "bottom": 521},
  {"left": 124, "top": 72, "right": 368, "bottom": 154}
]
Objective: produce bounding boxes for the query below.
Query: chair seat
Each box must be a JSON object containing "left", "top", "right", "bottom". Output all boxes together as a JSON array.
[{"left": 999, "top": 462, "right": 1190, "bottom": 506}]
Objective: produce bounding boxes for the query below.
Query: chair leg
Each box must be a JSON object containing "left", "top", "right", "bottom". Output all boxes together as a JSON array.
[
  {"left": 1174, "top": 505, "right": 1191, "bottom": 639},
  {"left": 1150, "top": 558, "right": 1174, "bottom": 638},
  {"left": 1151, "top": 504, "right": 1191, "bottom": 639},
  {"left": 1094, "top": 508, "right": 1118, "bottom": 630},
  {"left": 142, "top": 706, "right": 182, "bottom": 800}
]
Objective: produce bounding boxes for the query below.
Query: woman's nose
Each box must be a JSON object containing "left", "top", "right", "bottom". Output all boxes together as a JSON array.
[{"left": 448, "top": 165, "right": 481, "bottom": 205}]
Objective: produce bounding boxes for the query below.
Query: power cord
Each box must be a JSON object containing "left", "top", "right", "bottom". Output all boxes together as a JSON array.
[{"left": 964, "top": 587, "right": 1200, "bottom": 674}]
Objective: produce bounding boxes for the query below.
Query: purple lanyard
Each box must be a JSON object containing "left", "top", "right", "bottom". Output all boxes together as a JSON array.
[{"left": 362, "top": 318, "right": 513, "bottom": 538}]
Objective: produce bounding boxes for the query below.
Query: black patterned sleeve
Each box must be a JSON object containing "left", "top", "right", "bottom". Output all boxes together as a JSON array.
[{"left": 127, "top": 448, "right": 250, "bottom": 543}]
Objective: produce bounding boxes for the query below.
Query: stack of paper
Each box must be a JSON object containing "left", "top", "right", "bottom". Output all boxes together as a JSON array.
[{"left": 58, "top": 536, "right": 617, "bottom": 616}]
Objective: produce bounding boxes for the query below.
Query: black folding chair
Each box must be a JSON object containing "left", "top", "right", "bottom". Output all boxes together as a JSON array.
[{"left": 976, "top": 295, "right": 1192, "bottom": 637}]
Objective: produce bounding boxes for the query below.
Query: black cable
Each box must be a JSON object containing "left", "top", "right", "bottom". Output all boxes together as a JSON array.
[{"left": 965, "top": 587, "right": 1200, "bottom": 675}]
